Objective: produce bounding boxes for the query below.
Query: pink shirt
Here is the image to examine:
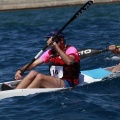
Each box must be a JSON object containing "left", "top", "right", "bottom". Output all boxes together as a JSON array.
[{"left": 40, "top": 46, "right": 80, "bottom": 63}]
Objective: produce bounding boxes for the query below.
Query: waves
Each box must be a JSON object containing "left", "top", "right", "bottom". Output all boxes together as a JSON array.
[
  {"left": 0, "top": 2, "right": 120, "bottom": 120},
  {"left": 0, "top": 77, "right": 120, "bottom": 120}
]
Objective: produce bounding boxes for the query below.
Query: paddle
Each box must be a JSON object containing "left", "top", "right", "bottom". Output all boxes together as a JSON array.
[
  {"left": 20, "top": 1, "right": 93, "bottom": 75},
  {"left": 78, "top": 48, "right": 109, "bottom": 59},
  {"left": 78, "top": 45, "right": 120, "bottom": 59}
]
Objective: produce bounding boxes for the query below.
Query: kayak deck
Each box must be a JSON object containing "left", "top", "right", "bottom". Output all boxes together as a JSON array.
[{"left": 0, "top": 66, "right": 119, "bottom": 100}]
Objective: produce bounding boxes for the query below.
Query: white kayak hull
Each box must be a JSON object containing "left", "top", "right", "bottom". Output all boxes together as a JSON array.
[
  {"left": 0, "top": 66, "right": 119, "bottom": 100},
  {"left": 0, "top": 88, "right": 68, "bottom": 100}
]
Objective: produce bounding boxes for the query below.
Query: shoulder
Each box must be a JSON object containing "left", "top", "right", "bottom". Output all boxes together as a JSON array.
[
  {"left": 66, "top": 45, "right": 80, "bottom": 61},
  {"left": 66, "top": 46, "right": 78, "bottom": 52},
  {"left": 39, "top": 49, "right": 51, "bottom": 63},
  {"left": 42, "top": 49, "right": 51, "bottom": 55},
  {"left": 65, "top": 45, "right": 79, "bottom": 56}
]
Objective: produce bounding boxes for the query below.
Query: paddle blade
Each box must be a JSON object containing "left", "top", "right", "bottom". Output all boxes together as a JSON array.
[{"left": 78, "top": 48, "right": 109, "bottom": 59}]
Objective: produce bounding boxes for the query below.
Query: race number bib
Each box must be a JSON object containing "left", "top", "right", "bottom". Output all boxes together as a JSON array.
[{"left": 50, "top": 65, "right": 63, "bottom": 78}]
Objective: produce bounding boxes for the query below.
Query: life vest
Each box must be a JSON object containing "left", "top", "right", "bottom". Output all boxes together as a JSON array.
[{"left": 49, "top": 45, "right": 80, "bottom": 86}]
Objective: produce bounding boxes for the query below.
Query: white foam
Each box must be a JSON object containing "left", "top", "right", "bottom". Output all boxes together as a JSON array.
[{"left": 106, "top": 56, "right": 120, "bottom": 60}]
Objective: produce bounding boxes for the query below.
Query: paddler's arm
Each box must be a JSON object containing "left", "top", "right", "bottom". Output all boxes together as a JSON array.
[
  {"left": 109, "top": 45, "right": 120, "bottom": 54},
  {"left": 15, "top": 58, "right": 44, "bottom": 80},
  {"left": 52, "top": 42, "right": 75, "bottom": 65}
]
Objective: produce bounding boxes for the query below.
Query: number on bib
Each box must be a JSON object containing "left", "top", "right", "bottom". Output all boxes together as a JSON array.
[{"left": 50, "top": 65, "right": 63, "bottom": 78}]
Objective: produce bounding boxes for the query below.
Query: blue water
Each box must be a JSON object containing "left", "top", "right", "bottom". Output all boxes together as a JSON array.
[{"left": 0, "top": 2, "right": 120, "bottom": 120}]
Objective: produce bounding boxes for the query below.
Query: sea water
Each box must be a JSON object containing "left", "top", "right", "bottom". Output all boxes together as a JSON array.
[{"left": 0, "top": 2, "right": 120, "bottom": 120}]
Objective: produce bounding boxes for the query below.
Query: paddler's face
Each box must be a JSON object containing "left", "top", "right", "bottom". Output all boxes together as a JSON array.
[{"left": 47, "top": 37, "right": 63, "bottom": 46}]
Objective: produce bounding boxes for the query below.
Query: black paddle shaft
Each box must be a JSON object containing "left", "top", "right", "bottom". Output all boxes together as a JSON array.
[
  {"left": 42, "top": 0, "right": 94, "bottom": 52},
  {"left": 78, "top": 48, "right": 109, "bottom": 59},
  {"left": 20, "top": 1, "right": 93, "bottom": 75}
]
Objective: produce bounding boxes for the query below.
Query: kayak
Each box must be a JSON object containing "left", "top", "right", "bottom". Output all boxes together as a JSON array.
[{"left": 0, "top": 65, "right": 119, "bottom": 100}]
